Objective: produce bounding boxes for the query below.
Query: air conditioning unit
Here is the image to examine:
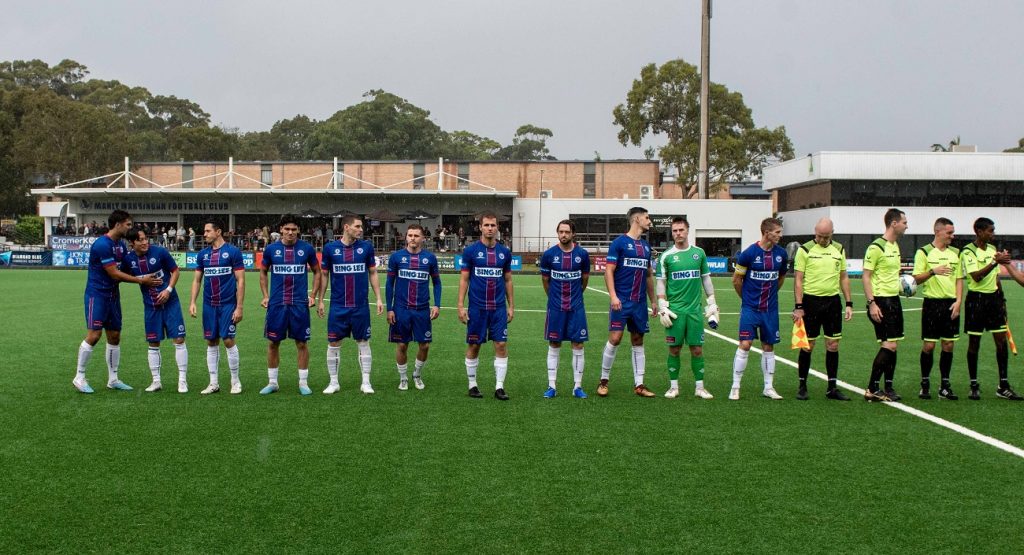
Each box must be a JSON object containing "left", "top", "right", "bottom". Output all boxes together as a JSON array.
[
  {"left": 639, "top": 185, "right": 653, "bottom": 199},
  {"left": 540, "top": 190, "right": 553, "bottom": 199}
]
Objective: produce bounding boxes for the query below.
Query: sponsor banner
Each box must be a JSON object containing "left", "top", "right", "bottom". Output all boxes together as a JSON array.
[
  {"left": 171, "top": 252, "right": 187, "bottom": 268},
  {"left": 846, "top": 259, "right": 864, "bottom": 276},
  {"left": 436, "top": 254, "right": 457, "bottom": 271},
  {"left": 453, "top": 254, "right": 522, "bottom": 271},
  {"left": 52, "top": 250, "right": 90, "bottom": 266},
  {"left": 9, "top": 250, "right": 52, "bottom": 266},
  {"left": 48, "top": 235, "right": 98, "bottom": 251},
  {"left": 708, "top": 257, "right": 729, "bottom": 273},
  {"left": 0, "top": 251, "right": 10, "bottom": 266},
  {"left": 592, "top": 256, "right": 608, "bottom": 272},
  {"left": 242, "top": 252, "right": 255, "bottom": 269}
]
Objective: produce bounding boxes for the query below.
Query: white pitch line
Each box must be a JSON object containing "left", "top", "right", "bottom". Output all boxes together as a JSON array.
[{"left": 585, "top": 285, "right": 1024, "bottom": 460}]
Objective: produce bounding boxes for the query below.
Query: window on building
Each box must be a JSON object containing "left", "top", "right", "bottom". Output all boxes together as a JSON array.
[
  {"left": 181, "top": 164, "right": 193, "bottom": 189},
  {"left": 335, "top": 163, "right": 345, "bottom": 189},
  {"left": 261, "top": 164, "right": 272, "bottom": 186},
  {"left": 584, "top": 162, "right": 596, "bottom": 198},
  {"left": 414, "top": 163, "right": 425, "bottom": 189},
  {"left": 458, "top": 163, "right": 470, "bottom": 191}
]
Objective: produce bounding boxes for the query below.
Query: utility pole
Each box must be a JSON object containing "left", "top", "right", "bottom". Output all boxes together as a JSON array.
[{"left": 697, "top": 0, "right": 712, "bottom": 199}]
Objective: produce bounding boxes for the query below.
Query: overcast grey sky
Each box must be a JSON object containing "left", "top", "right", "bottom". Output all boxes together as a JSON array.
[{"left": 4, "top": 0, "right": 1023, "bottom": 161}]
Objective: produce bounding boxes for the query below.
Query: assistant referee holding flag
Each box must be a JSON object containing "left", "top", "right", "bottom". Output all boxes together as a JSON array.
[{"left": 791, "top": 218, "right": 853, "bottom": 401}]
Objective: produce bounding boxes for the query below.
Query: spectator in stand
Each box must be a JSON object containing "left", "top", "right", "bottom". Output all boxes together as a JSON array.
[{"left": 188, "top": 227, "right": 196, "bottom": 251}]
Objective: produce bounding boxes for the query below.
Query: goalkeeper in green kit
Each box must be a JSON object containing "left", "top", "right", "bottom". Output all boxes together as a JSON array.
[{"left": 655, "top": 217, "right": 720, "bottom": 399}]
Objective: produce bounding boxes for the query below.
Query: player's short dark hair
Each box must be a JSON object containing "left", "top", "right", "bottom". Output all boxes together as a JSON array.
[
  {"left": 108, "top": 210, "right": 131, "bottom": 228},
  {"left": 204, "top": 219, "right": 224, "bottom": 232},
  {"left": 124, "top": 228, "right": 146, "bottom": 243},
  {"left": 407, "top": 224, "right": 424, "bottom": 234},
  {"left": 278, "top": 214, "right": 300, "bottom": 229},
  {"left": 626, "top": 206, "right": 648, "bottom": 224},
  {"left": 760, "top": 217, "right": 783, "bottom": 234},
  {"left": 974, "top": 217, "right": 994, "bottom": 233},
  {"left": 933, "top": 217, "right": 954, "bottom": 231},
  {"left": 341, "top": 214, "right": 360, "bottom": 228},
  {"left": 556, "top": 219, "right": 575, "bottom": 233},
  {"left": 671, "top": 216, "right": 689, "bottom": 229},
  {"left": 478, "top": 211, "right": 498, "bottom": 224},
  {"left": 883, "top": 208, "right": 905, "bottom": 228}
]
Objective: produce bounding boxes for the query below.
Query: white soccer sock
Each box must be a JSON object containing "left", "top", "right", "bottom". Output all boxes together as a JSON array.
[
  {"left": 298, "top": 368, "right": 309, "bottom": 388},
  {"left": 147, "top": 346, "right": 162, "bottom": 381},
  {"left": 397, "top": 363, "right": 408, "bottom": 380},
  {"left": 631, "top": 345, "right": 646, "bottom": 387},
  {"left": 76, "top": 341, "right": 93, "bottom": 379},
  {"left": 601, "top": 342, "right": 618, "bottom": 380},
  {"left": 413, "top": 358, "right": 425, "bottom": 378},
  {"left": 206, "top": 345, "right": 220, "bottom": 386},
  {"left": 547, "top": 346, "right": 560, "bottom": 388},
  {"left": 732, "top": 348, "right": 749, "bottom": 389},
  {"left": 326, "top": 345, "right": 340, "bottom": 384},
  {"left": 762, "top": 351, "right": 776, "bottom": 390},
  {"left": 696, "top": 379, "right": 705, "bottom": 390},
  {"left": 268, "top": 367, "right": 279, "bottom": 386},
  {"left": 174, "top": 343, "right": 188, "bottom": 380},
  {"left": 357, "top": 341, "right": 372, "bottom": 385},
  {"left": 495, "top": 356, "right": 508, "bottom": 390},
  {"left": 465, "top": 357, "right": 479, "bottom": 388},
  {"left": 106, "top": 344, "right": 120, "bottom": 383},
  {"left": 572, "top": 347, "right": 585, "bottom": 388},
  {"left": 670, "top": 379, "right": 679, "bottom": 389},
  {"left": 226, "top": 345, "right": 239, "bottom": 381}
]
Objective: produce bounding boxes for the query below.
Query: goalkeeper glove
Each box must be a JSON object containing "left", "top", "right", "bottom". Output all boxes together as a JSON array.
[
  {"left": 704, "top": 295, "right": 720, "bottom": 329},
  {"left": 657, "top": 299, "right": 677, "bottom": 328}
]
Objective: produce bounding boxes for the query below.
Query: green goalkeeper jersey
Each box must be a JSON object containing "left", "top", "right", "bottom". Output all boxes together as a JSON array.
[{"left": 656, "top": 244, "right": 710, "bottom": 314}]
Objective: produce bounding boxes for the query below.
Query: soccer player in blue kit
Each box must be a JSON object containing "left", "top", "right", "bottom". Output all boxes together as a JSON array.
[
  {"left": 122, "top": 228, "right": 189, "bottom": 393},
  {"left": 457, "top": 212, "right": 515, "bottom": 400},
  {"left": 318, "top": 214, "right": 384, "bottom": 395},
  {"left": 259, "top": 214, "right": 322, "bottom": 395},
  {"left": 73, "top": 210, "right": 163, "bottom": 393},
  {"left": 386, "top": 224, "right": 442, "bottom": 391},
  {"left": 730, "top": 217, "right": 788, "bottom": 400},
  {"left": 539, "top": 219, "right": 590, "bottom": 398},
  {"left": 189, "top": 220, "right": 246, "bottom": 394},
  {"left": 598, "top": 207, "right": 658, "bottom": 398}
]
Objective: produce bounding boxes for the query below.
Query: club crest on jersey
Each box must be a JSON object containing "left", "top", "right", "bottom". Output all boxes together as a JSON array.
[
  {"left": 693, "top": 253, "right": 700, "bottom": 260},
  {"left": 498, "top": 253, "right": 505, "bottom": 260},
  {"left": 357, "top": 248, "right": 364, "bottom": 254},
  {"left": 221, "top": 252, "right": 229, "bottom": 259},
  {"left": 776, "top": 256, "right": 782, "bottom": 262},
  {"left": 575, "top": 256, "right": 581, "bottom": 263},
  {"left": 149, "top": 257, "right": 157, "bottom": 264},
  {"left": 297, "top": 249, "right": 305, "bottom": 256},
  {"left": 421, "top": 258, "right": 427, "bottom": 264}
]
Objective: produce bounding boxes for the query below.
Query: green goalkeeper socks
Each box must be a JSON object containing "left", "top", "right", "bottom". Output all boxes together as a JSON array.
[
  {"left": 667, "top": 354, "right": 681, "bottom": 381},
  {"left": 691, "top": 355, "right": 705, "bottom": 381}
]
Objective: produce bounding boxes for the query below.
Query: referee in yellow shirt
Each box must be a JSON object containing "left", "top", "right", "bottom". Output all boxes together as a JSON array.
[
  {"left": 911, "top": 218, "right": 962, "bottom": 400},
  {"left": 791, "top": 218, "right": 853, "bottom": 400},
  {"left": 863, "top": 208, "right": 908, "bottom": 402}
]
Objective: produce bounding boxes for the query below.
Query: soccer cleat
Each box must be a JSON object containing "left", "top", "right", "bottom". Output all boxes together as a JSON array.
[
  {"left": 728, "top": 388, "right": 740, "bottom": 400},
  {"left": 634, "top": 384, "right": 656, "bottom": 398},
  {"left": 969, "top": 386, "right": 981, "bottom": 401},
  {"left": 796, "top": 386, "right": 809, "bottom": 401},
  {"left": 938, "top": 387, "right": 958, "bottom": 401},
  {"left": 762, "top": 388, "right": 783, "bottom": 400},
  {"left": 573, "top": 387, "right": 588, "bottom": 399},
  {"left": 885, "top": 388, "right": 902, "bottom": 402},
  {"left": 178, "top": 380, "right": 188, "bottom": 394},
  {"left": 543, "top": 387, "right": 557, "bottom": 399},
  {"left": 597, "top": 379, "right": 609, "bottom": 397},
  {"left": 145, "top": 381, "right": 162, "bottom": 393},
  {"left": 996, "top": 387, "right": 1024, "bottom": 401},
  {"left": 495, "top": 388, "right": 510, "bottom": 401},
  {"left": 73, "top": 379, "right": 94, "bottom": 394},
  {"left": 107, "top": 380, "right": 133, "bottom": 391},
  {"left": 398, "top": 379, "right": 409, "bottom": 391},
  {"left": 259, "top": 383, "right": 279, "bottom": 395},
  {"left": 825, "top": 388, "right": 850, "bottom": 401},
  {"left": 864, "top": 389, "right": 892, "bottom": 402},
  {"left": 918, "top": 388, "right": 932, "bottom": 400},
  {"left": 694, "top": 388, "right": 714, "bottom": 400},
  {"left": 323, "top": 382, "right": 340, "bottom": 395},
  {"left": 360, "top": 383, "right": 375, "bottom": 395},
  {"left": 414, "top": 377, "right": 425, "bottom": 390},
  {"left": 664, "top": 387, "right": 679, "bottom": 399},
  {"left": 468, "top": 386, "right": 483, "bottom": 398},
  {"left": 201, "top": 384, "right": 220, "bottom": 395},
  {"left": 230, "top": 381, "right": 242, "bottom": 395},
  {"left": 298, "top": 385, "right": 312, "bottom": 396}
]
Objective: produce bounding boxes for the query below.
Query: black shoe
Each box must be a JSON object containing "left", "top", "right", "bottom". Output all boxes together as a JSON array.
[
  {"left": 796, "top": 386, "right": 809, "bottom": 401},
  {"left": 864, "top": 389, "right": 892, "bottom": 402},
  {"left": 826, "top": 388, "right": 850, "bottom": 401},
  {"left": 918, "top": 388, "right": 932, "bottom": 400},
  {"left": 969, "top": 386, "right": 981, "bottom": 401},
  {"left": 885, "top": 388, "right": 902, "bottom": 402},
  {"left": 996, "top": 387, "right": 1024, "bottom": 401},
  {"left": 938, "top": 387, "right": 959, "bottom": 401},
  {"left": 494, "top": 388, "right": 510, "bottom": 401},
  {"left": 468, "top": 386, "right": 483, "bottom": 398}
]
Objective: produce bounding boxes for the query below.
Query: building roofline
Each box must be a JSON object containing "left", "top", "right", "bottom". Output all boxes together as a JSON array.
[{"left": 134, "top": 159, "right": 658, "bottom": 166}]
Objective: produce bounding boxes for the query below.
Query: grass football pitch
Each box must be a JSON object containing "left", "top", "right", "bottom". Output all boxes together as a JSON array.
[{"left": 2, "top": 268, "right": 1024, "bottom": 553}]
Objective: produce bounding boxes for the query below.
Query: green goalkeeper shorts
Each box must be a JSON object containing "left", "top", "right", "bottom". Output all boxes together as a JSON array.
[{"left": 664, "top": 311, "right": 704, "bottom": 347}]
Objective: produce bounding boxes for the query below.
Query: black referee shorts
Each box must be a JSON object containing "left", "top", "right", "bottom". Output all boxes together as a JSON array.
[
  {"left": 869, "top": 296, "right": 904, "bottom": 343},
  {"left": 921, "top": 297, "right": 960, "bottom": 342},
  {"left": 802, "top": 294, "right": 843, "bottom": 340},
  {"left": 964, "top": 291, "right": 1007, "bottom": 335}
]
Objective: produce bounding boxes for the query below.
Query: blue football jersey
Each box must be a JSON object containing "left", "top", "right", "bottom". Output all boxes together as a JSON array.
[
  {"left": 321, "top": 239, "right": 376, "bottom": 308},
  {"left": 387, "top": 249, "right": 441, "bottom": 310},
  {"left": 195, "top": 243, "right": 245, "bottom": 306},
  {"left": 122, "top": 245, "right": 179, "bottom": 308},
  {"left": 261, "top": 240, "right": 317, "bottom": 307},
  {"left": 539, "top": 244, "right": 590, "bottom": 311},
  {"left": 86, "top": 234, "right": 128, "bottom": 298},
  {"left": 735, "top": 242, "right": 788, "bottom": 313},
  {"left": 605, "top": 234, "right": 652, "bottom": 303},
  {"left": 461, "top": 241, "right": 512, "bottom": 310}
]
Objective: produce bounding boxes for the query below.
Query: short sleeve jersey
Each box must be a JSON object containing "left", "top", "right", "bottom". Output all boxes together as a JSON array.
[
  {"left": 122, "top": 245, "right": 178, "bottom": 308},
  {"left": 794, "top": 240, "right": 846, "bottom": 297},
  {"left": 86, "top": 234, "right": 128, "bottom": 298},
  {"left": 461, "top": 241, "right": 512, "bottom": 311},
  {"left": 656, "top": 245, "right": 709, "bottom": 314},
  {"left": 539, "top": 244, "right": 590, "bottom": 312},
  {"left": 863, "top": 238, "right": 902, "bottom": 297},
  {"left": 606, "top": 234, "right": 653, "bottom": 303},
  {"left": 913, "top": 244, "right": 960, "bottom": 299},
  {"left": 195, "top": 243, "right": 245, "bottom": 306},
  {"left": 387, "top": 248, "right": 440, "bottom": 310},
  {"left": 261, "top": 240, "right": 317, "bottom": 307},
  {"left": 961, "top": 243, "right": 999, "bottom": 293},
  {"left": 321, "top": 239, "right": 376, "bottom": 308},
  {"left": 735, "top": 242, "right": 788, "bottom": 313}
]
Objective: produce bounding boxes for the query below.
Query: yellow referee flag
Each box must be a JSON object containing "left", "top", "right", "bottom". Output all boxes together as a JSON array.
[
  {"left": 1007, "top": 321, "right": 1018, "bottom": 356},
  {"left": 791, "top": 318, "right": 810, "bottom": 350}
]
